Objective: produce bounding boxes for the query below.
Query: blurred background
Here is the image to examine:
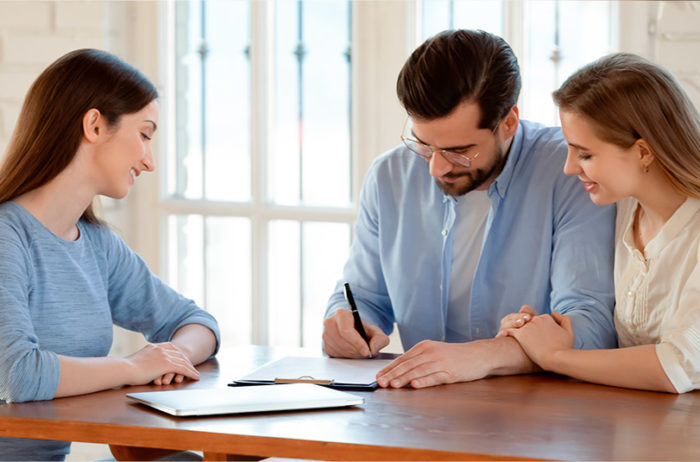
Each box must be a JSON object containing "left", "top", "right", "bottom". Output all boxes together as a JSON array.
[{"left": 0, "top": 1, "right": 698, "bottom": 459}]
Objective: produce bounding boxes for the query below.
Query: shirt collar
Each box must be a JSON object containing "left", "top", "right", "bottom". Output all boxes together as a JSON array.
[
  {"left": 622, "top": 197, "right": 700, "bottom": 261},
  {"left": 443, "top": 194, "right": 457, "bottom": 204},
  {"left": 488, "top": 123, "right": 525, "bottom": 200},
  {"left": 645, "top": 197, "right": 700, "bottom": 258}
]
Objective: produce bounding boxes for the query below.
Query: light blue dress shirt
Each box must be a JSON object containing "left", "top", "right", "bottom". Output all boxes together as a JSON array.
[{"left": 325, "top": 120, "right": 617, "bottom": 351}]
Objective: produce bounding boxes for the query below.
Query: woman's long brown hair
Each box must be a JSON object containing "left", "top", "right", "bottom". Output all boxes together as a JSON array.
[{"left": 0, "top": 48, "right": 158, "bottom": 224}]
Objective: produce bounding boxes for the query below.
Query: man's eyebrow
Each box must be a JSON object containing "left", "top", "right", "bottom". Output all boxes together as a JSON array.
[{"left": 410, "top": 130, "right": 477, "bottom": 151}]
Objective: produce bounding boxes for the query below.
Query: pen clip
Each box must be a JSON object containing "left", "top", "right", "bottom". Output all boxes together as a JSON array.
[{"left": 274, "top": 376, "right": 334, "bottom": 385}]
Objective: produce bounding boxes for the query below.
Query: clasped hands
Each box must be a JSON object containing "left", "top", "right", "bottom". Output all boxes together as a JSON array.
[
  {"left": 124, "top": 342, "right": 200, "bottom": 386},
  {"left": 497, "top": 304, "right": 575, "bottom": 370}
]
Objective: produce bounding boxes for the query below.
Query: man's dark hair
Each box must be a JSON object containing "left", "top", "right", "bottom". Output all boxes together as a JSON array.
[{"left": 397, "top": 29, "right": 521, "bottom": 130}]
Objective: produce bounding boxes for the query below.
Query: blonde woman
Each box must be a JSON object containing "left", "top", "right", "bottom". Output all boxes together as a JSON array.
[{"left": 500, "top": 53, "right": 699, "bottom": 393}]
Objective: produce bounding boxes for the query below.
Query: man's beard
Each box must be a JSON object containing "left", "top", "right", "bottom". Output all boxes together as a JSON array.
[{"left": 435, "top": 144, "right": 508, "bottom": 196}]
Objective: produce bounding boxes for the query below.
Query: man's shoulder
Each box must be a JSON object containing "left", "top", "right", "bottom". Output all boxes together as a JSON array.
[
  {"left": 367, "top": 144, "right": 431, "bottom": 184},
  {"left": 513, "top": 120, "right": 572, "bottom": 183},
  {"left": 372, "top": 144, "right": 422, "bottom": 168},
  {"left": 519, "top": 120, "right": 567, "bottom": 158}
]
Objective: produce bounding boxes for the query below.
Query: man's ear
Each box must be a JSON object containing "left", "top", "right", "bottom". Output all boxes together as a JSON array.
[
  {"left": 82, "top": 108, "right": 103, "bottom": 143},
  {"left": 502, "top": 106, "right": 519, "bottom": 139},
  {"left": 635, "top": 138, "right": 655, "bottom": 171}
]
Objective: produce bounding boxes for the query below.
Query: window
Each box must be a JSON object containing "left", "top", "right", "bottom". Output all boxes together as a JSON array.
[
  {"left": 162, "top": 0, "right": 616, "bottom": 350},
  {"left": 165, "top": 0, "right": 352, "bottom": 349},
  {"left": 419, "top": 0, "right": 617, "bottom": 125}
]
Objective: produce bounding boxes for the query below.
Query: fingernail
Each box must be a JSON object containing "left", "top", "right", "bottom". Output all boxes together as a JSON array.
[
  {"left": 391, "top": 380, "right": 400, "bottom": 387},
  {"left": 524, "top": 314, "right": 531, "bottom": 320}
]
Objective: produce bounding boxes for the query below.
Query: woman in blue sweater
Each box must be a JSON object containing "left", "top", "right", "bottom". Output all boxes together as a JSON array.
[{"left": 0, "top": 49, "right": 220, "bottom": 460}]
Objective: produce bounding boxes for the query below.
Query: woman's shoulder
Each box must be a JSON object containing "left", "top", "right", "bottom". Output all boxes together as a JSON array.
[{"left": 0, "top": 202, "right": 34, "bottom": 247}]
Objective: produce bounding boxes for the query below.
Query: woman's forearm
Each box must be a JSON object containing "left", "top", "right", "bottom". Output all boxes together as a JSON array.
[
  {"left": 170, "top": 323, "right": 218, "bottom": 365},
  {"left": 54, "top": 327, "right": 215, "bottom": 399},
  {"left": 547, "top": 344, "right": 677, "bottom": 393},
  {"left": 55, "top": 356, "right": 131, "bottom": 398}
]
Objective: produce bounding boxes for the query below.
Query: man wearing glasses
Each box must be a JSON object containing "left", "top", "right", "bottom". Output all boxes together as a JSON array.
[{"left": 323, "top": 29, "right": 617, "bottom": 388}]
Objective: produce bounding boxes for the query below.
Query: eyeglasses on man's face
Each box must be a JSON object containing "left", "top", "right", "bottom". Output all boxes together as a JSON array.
[
  {"left": 401, "top": 118, "right": 501, "bottom": 168},
  {"left": 400, "top": 135, "right": 481, "bottom": 168}
]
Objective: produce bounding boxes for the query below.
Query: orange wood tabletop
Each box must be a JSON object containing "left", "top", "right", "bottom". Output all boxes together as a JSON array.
[{"left": 1, "top": 345, "right": 698, "bottom": 461}]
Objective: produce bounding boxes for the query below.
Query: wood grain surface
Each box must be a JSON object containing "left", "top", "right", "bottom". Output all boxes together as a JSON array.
[{"left": 1, "top": 345, "right": 698, "bottom": 460}]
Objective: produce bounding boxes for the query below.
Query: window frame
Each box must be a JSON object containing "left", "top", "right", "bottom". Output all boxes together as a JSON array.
[{"left": 125, "top": 0, "right": 624, "bottom": 349}]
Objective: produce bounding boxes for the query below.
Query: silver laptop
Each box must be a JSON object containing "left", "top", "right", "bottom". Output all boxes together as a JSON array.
[{"left": 126, "top": 383, "right": 364, "bottom": 417}]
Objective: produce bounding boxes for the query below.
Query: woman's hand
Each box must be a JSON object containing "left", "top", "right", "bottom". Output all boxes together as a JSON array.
[
  {"left": 496, "top": 304, "right": 537, "bottom": 337},
  {"left": 504, "top": 312, "right": 574, "bottom": 369},
  {"left": 123, "top": 342, "right": 200, "bottom": 386}
]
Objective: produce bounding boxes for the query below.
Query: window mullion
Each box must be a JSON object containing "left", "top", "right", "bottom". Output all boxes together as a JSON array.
[
  {"left": 503, "top": 0, "right": 526, "bottom": 110},
  {"left": 295, "top": 0, "right": 305, "bottom": 347},
  {"left": 250, "top": 0, "right": 272, "bottom": 345}
]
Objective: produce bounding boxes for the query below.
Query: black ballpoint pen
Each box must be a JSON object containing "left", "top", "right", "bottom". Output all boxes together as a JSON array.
[{"left": 343, "top": 282, "right": 372, "bottom": 350}]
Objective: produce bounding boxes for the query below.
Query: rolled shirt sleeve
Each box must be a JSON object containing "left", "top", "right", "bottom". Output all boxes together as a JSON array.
[{"left": 655, "top": 247, "right": 700, "bottom": 393}]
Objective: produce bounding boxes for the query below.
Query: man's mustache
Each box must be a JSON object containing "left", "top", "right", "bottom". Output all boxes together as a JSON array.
[{"left": 442, "top": 171, "right": 472, "bottom": 179}]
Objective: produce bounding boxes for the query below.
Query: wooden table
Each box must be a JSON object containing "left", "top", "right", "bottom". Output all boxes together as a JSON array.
[{"left": 1, "top": 345, "right": 699, "bottom": 460}]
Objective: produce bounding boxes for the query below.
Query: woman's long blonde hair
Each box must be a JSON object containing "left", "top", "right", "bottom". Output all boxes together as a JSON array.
[{"left": 553, "top": 52, "right": 700, "bottom": 198}]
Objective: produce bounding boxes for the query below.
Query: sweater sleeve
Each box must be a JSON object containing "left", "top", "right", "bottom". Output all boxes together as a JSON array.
[
  {"left": 101, "top": 228, "right": 221, "bottom": 354},
  {"left": 0, "top": 226, "right": 60, "bottom": 403}
]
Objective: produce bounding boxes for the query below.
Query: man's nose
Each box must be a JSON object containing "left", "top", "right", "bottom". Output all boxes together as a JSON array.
[{"left": 429, "top": 151, "right": 452, "bottom": 178}]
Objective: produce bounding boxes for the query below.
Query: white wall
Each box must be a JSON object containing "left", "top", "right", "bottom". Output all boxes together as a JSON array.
[
  {"left": 619, "top": 1, "right": 700, "bottom": 106},
  {"left": 0, "top": 2, "right": 113, "bottom": 153}
]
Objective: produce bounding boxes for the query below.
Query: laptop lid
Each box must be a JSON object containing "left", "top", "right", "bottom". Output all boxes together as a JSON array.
[{"left": 127, "top": 383, "right": 364, "bottom": 417}]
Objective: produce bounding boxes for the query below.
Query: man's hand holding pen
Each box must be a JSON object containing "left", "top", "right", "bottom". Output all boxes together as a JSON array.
[{"left": 322, "top": 285, "right": 390, "bottom": 359}]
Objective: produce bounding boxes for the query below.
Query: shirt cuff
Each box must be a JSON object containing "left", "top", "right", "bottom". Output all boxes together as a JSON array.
[{"left": 656, "top": 342, "right": 693, "bottom": 394}]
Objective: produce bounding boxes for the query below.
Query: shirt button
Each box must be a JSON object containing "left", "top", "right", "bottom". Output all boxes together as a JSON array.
[
  {"left": 439, "top": 284, "right": 443, "bottom": 291},
  {"left": 441, "top": 229, "right": 447, "bottom": 236},
  {"left": 627, "top": 291, "right": 634, "bottom": 297}
]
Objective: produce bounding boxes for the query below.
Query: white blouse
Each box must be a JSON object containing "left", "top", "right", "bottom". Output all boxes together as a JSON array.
[{"left": 614, "top": 196, "right": 700, "bottom": 393}]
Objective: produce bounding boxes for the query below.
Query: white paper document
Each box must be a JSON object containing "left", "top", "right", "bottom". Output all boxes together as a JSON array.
[{"left": 233, "top": 356, "right": 394, "bottom": 389}]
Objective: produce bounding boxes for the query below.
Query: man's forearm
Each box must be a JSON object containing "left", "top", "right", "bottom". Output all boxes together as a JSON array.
[{"left": 478, "top": 336, "right": 540, "bottom": 377}]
